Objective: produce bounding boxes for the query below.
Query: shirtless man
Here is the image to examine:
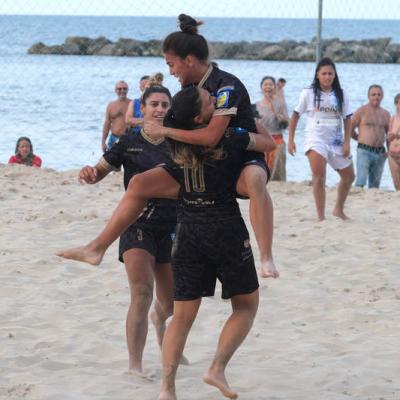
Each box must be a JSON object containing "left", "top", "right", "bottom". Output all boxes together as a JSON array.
[
  {"left": 351, "top": 84, "right": 390, "bottom": 188},
  {"left": 101, "top": 81, "right": 131, "bottom": 152}
]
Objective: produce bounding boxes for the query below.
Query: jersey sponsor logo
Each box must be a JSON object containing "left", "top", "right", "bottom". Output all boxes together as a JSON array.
[
  {"left": 127, "top": 147, "right": 143, "bottom": 152},
  {"left": 216, "top": 91, "right": 230, "bottom": 108}
]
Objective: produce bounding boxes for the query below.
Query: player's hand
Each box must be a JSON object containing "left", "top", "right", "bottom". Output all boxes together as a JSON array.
[
  {"left": 144, "top": 121, "right": 167, "bottom": 139},
  {"left": 101, "top": 141, "right": 107, "bottom": 152},
  {"left": 342, "top": 141, "right": 351, "bottom": 157},
  {"left": 79, "top": 166, "right": 98, "bottom": 184},
  {"left": 288, "top": 140, "right": 296, "bottom": 156}
]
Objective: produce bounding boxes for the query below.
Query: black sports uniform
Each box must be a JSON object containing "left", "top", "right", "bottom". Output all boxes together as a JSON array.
[
  {"left": 162, "top": 131, "right": 259, "bottom": 301},
  {"left": 196, "top": 64, "right": 269, "bottom": 184},
  {"left": 101, "top": 130, "right": 176, "bottom": 263}
]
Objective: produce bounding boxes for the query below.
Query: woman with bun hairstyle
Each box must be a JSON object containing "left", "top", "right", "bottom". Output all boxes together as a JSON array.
[
  {"left": 58, "top": 85, "right": 276, "bottom": 399},
  {"left": 144, "top": 14, "right": 278, "bottom": 279}
]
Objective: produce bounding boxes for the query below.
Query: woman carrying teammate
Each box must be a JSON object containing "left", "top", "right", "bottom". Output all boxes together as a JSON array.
[
  {"left": 288, "top": 57, "right": 355, "bottom": 221},
  {"left": 58, "top": 85, "right": 278, "bottom": 399}
]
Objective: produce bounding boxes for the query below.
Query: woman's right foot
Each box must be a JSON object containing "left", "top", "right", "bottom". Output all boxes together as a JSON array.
[
  {"left": 56, "top": 242, "right": 105, "bottom": 265},
  {"left": 203, "top": 369, "right": 238, "bottom": 399}
]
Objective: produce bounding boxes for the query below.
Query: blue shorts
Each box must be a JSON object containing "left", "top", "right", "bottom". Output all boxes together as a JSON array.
[
  {"left": 107, "top": 134, "right": 120, "bottom": 150},
  {"left": 355, "top": 145, "right": 386, "bottom": 188}
]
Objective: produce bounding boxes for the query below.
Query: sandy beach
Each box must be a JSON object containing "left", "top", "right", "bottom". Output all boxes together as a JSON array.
[{"left": 1, "top": 163, "right": 399, "bottom": 400}]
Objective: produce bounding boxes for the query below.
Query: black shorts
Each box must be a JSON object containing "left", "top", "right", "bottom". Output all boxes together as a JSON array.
[
  {"left": 236, "top": 151, "right": 270, "bottom": 199},
  {"left": 119, "top": 224, "right": 175, "bottom": 264},
  {"left": 172, "top": 218, "right": 259, "bottom": 301}
]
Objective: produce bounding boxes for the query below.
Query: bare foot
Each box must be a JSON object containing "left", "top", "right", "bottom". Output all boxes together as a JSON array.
[
  {"left": 332, "top": 208, "right": 350, "bottom": 220},
  {"left": 260, "top": 258, "right": 279, "bottom": 279},
  {"left": 158, "top": 389, "right": 177, "bottom": 400},
  {"left": 203, "top": 369, "right": 238, "bottom": 399},
  {"left": 56, "top": 242, "right": 105, "bottom": 265},
  {"left": 126, "top": 368, "right": 155, "bottom": 382}
]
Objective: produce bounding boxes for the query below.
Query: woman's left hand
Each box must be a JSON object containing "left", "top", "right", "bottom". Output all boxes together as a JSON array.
[
  {"left": 342, "top": 141, "right": 351, "bottom": 157},
  {"left": 144, "top": 121, "right": 168, "bottom": 139}
]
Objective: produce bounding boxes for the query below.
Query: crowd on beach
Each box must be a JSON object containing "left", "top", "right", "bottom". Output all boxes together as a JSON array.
[{"left": 7, "top": 13, "right": 398, "bottom": 400}]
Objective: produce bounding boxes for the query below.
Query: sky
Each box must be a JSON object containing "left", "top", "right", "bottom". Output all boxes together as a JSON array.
[{"left": 1, "top": 0, "right": 399, "bottom": 19}]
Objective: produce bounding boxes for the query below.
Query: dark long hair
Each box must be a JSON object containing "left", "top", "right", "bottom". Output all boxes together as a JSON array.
[
  {"left": 311, "top": 57, "right": 343, "bottom": 113},
  {"left": 164, "top": 87, "right": 222, "bottom": 167},
  {"left": 162, "top": 14, "right": 209, "bottom": 62},
  {"left": 15, "top": 136, "right": 35, "bottom": 166}
]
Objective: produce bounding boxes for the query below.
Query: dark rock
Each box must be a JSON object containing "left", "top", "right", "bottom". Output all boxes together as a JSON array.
[{"left": 27, "top": 36, "right": 400, "bottom": 64}]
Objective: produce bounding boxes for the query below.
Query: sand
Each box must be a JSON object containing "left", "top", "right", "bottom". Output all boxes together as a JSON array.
[{"left": 1, "top": 163, "right": 399, "bottom": 400}]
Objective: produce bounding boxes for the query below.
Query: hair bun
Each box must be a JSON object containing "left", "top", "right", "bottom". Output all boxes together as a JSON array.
[
  {"left": 147, "top": 72, "right": 164, "bottom": 87},
  {"left": 178, "top": 14, "right": 203, "bottom": 34}
]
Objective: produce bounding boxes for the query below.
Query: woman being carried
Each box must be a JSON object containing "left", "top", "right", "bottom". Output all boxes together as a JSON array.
[
  {"left": 58, "top": 86, "right": 278, "bottom": 400},
  {"left": 144, "top": 14, "right": 277, "bottom": 278}
]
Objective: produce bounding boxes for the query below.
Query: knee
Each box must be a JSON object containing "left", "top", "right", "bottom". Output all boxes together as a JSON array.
[
  {"left": 240, "top": 167, "right": 268, "bottom": 196},
  {"left": 312, "top": 173, "right": 326, "bottom": 186},
  {"left": 343, "top": 170, "right": 356, "bottom": 185},
  {"left": 127, "top": 173, "right": 147, "bottom": 197},
  {"left": 131, "top": 283, "right": 153, "bottom": 310}
]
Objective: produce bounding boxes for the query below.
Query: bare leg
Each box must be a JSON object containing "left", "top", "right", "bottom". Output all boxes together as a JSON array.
[
  {"left": 203, "top": 290, "right": 259, "bottom": 399},
  {"left": 150, "top": 262, "right": 174, "bottom": 349},
  {"left": 389, "top": 156, "right": 400, "bottom": 190},
  {"left": 123, "top": 249, "right": 155, "bottom": 376},
  {"left": 236, "top": 165, "right": 279, "bottom": 279},
  {"left": 307, "top": 151, "right": 327, "bottom": 221},
  {"left": 333, "top": 164, "right": 355, "bottom": 220},
  {"left": 159, "top": 299, "right": 201, "bottom": 400},
  {"left": 56, "top": 168, "right": 180, "bottom": 265}
]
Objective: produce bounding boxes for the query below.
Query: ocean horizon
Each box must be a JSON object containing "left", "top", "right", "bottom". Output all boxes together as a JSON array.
[{"left": 1, "top": 15, "right": 399, "bottom": 189}]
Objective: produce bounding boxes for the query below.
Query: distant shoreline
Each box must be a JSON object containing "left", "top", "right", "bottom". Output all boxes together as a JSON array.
[{"left": 28, "top": 36, "right": 400, "bottom": 63}]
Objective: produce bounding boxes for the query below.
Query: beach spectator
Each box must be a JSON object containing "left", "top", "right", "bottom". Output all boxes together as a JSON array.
[
  {"left": 126, "top": 75, "right": 150, "bottom": 134},
  {"left": 288, "top": 57, "right": 355, "bottom": 221},
  {"left": 388, "top": 93, "right": 400, "bottom": 190},
  {"left": 101, "top": 80, "right": 131, "bottom": 152},
  {"left": 256, "top": 76, "right": 289, "bottom": 181},
  {"left": 8, "top": 137, "right": 42, "bottom": 167},
  {"left": 351, "top": 85, "right": 390, "bottom": 189},
  {"left": 275, "top": 77, "right": 287, "bottom": 108}
]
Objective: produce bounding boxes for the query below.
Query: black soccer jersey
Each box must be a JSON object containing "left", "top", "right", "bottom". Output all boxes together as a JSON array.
[
  {"left": 196, "top": 64, "right": 257, "bottom": 133},
  {"left": 101, "top": 130, "right": 176, "bottom": 229},
  {"left": 162, "top": 132, "right": 250, "bottom": 224}
]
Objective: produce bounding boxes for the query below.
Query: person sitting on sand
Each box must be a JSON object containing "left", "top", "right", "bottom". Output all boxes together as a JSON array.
[
  {"left": 388, "top": 93, "right": 400, "bottom": 190},
  {"left": 70, "top": 76, "right": 185, "bottom": 377},
  {"left": 8, "top": 136, "right": 42, "bottom": 167},
  {"left": 57, "top": 86, "right": 278, "bottom": 400}
]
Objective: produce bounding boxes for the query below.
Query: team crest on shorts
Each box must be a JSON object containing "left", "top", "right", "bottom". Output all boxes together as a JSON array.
[{"left": 243, "top": 239, "right": 250, "bottom": 248}]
